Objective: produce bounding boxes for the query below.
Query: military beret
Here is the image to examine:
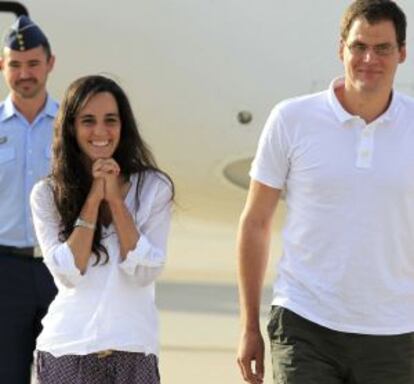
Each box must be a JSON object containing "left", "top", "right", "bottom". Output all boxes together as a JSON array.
[{"left": 3, "top": 15, "right": 49, "bottom": 52}]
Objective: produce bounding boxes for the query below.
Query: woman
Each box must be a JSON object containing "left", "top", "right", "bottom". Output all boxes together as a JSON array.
[{"left": 30, "top": 75, "right": 174, "bottom": 383}]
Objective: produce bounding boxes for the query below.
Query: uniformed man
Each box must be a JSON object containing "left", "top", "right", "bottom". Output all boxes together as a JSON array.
[{"left": 0, "top": 15, "right": 57, "bottom": 383}]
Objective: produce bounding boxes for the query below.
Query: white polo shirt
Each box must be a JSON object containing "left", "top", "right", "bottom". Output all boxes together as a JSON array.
[{"left": 250, "top": 78, "right": 414, "bottom": 335}]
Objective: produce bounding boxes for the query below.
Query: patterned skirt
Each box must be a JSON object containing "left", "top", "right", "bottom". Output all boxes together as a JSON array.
[{"left": 35, "top": 350, "right": 160, "bottom": 384}]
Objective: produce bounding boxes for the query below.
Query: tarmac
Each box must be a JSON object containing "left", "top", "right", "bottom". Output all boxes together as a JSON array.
[
  {"left": 157, "top": 281, "right": 274, "bottom": 384},
  {"left": 155, "top": 213, "right": 281, "bottom": 383}
]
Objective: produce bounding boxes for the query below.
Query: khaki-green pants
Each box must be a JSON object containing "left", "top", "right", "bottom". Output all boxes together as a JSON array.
[{"left": 268, "top": 306, "right": 414, "bottom": 384}]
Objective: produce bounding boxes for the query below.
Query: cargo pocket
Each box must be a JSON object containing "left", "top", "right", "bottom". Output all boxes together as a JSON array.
[{"left": 267, "top": 305, "right": 284, "bottom": 341}]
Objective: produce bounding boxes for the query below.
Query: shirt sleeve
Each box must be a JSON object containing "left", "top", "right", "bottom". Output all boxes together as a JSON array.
[
  {"left": 30, "top": 181, "right": 83, "bottom": 288},
  {"left": 249, "top": 105, "right": 291, "bottom": 189},
  {"left": 119, "top": 175, "right": 173, "bottom": 286}
]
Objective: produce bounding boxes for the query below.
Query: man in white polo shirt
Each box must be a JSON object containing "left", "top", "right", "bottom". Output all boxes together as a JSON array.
[{"left": 237, "top": 1, "right": 414, "bottom": 383}]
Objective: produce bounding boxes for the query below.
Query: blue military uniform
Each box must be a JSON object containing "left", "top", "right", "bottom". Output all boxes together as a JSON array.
[{"left": 0, "top": 15, "right": 57, "bottom": 384}]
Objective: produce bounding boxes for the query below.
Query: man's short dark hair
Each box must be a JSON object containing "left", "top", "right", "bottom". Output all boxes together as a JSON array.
[{"left": 341, "top": 0, "right": 407, "bottom": 47}]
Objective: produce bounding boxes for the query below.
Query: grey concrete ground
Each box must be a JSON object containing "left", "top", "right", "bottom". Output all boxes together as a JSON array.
[
  {"left": 151, "top": 212, "right": 281, "bottom": 383},
  {"left": 157, "top": 282, "right": 274, "bottom": 384}
]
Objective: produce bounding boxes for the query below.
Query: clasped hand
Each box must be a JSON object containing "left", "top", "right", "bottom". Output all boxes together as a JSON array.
[{"left": 90, "top": 158, "right": 122, "bottom": 203}]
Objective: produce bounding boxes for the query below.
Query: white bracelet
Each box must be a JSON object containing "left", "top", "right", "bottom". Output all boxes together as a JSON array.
[{"left": 74, "top": 218, "right": 96, "bottom": 230}]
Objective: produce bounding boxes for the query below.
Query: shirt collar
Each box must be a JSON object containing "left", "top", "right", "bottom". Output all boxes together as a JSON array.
[
  {"left": 327, "top": 76, "right": 400, "bottom": 125},
  {"left": 378, "top": 91, "right": 400, "bottom": 124},
  {"left": 0, "top": 95, "right": 16, "bottom": 122},
  {"left": 42, "top": 95, "right": 59, "bottom": 118},
  {"left": 0, "top": 94, "right": 58, "bottom": 123}
]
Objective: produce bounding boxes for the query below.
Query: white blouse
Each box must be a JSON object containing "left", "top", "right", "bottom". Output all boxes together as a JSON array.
[{"left": 30, "top": 171, "right": 173, "bottom": 357}]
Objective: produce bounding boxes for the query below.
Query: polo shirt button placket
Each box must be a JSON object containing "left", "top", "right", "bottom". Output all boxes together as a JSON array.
[{"left": 356, "top": 124, "right": 376, "bottom": 169}]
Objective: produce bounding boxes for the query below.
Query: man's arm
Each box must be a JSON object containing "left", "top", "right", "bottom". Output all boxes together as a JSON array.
[{"left": 237, "top": 180, "right": 281, "bottom": 384}]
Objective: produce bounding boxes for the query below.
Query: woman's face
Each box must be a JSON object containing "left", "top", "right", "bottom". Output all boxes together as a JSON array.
[{"left": 74, "top": 91, "right": 121, "bottom": 162}]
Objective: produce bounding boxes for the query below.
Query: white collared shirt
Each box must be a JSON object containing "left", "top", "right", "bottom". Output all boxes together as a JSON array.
[
  {"left": 251, "top": 78, "right": 414, "bottom": 335},
  {"left": 30, "top": 171, "right": 172, "bottom": 356}
]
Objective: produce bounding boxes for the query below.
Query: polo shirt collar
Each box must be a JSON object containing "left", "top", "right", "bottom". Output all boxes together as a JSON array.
[
  {"left": 0, "top": 94, "right": 58, "bottom": 122},
  {"left": 328, "top": 77, "right": 400, "bottom": 125},
  {"left": 378, "top": 91, "right": 400, "bottom": 123}
]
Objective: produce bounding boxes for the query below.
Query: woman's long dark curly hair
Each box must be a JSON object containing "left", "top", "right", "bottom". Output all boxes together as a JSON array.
[{"left": 50, "top": 75, "right": 174, "bottom": 264}]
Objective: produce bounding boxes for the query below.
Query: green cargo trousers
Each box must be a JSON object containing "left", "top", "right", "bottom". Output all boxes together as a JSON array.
[{"left": 268, "top": 306, "right": 414, "bottom": 384}]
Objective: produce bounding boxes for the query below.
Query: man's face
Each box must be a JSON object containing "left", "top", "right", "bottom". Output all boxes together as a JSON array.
[
  {"left": 0, "top": 46, "right": 54, "bottom": 100},
  {"left": 339, "top": 18, "right": 406, "bottom": 95}
]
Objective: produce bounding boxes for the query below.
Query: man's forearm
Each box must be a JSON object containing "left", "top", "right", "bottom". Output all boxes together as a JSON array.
[{"left": 237, "top": 215, "right": 272, "bottom": 330}]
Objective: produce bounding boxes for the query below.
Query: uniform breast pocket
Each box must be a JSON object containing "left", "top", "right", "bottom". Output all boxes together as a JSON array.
[
  {"left": 0, "top": 146, "right": 16, "bottom": 179},
  {"left": 0, "top": 147, "right": 15, "bottom": 164},
  {"left": 39, "top": 145, "right": 52, "bottom": 176}
]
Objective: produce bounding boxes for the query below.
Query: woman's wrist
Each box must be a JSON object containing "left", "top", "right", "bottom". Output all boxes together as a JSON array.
[
  {"left": 80, "top": 194, "right": 101, "bottom": 223},
  {"left": 86, "top": 190, "right": 103, "bottom": 206},
  {"left": 74, "top": 217, "right": 96, "bottom": 230},
  {"left": 107, "top": 196, "right": 125, "bottom": 211}
]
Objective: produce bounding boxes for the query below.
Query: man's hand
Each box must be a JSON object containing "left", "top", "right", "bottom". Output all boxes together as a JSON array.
[{"left": 237, "top": 329, "right": 265, "bottom": 384}]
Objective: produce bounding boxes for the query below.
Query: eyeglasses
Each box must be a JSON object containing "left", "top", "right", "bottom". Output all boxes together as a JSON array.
[{"left": 346, "top": 42, "right": 398, "bottom": 57}]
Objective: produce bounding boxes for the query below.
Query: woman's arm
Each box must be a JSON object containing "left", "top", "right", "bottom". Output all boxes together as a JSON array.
[
  {"left": 65, "top": 160, "right": 107, "bottom": 273},
  {"left": 118, "top": 174, "right": 173, "bottom": 286},
  {"left": 108, "top": 197, "right": 140, "bottom": 259},
  {"left": 101, "top": 158, "right": 139, "bottom": 259},
  {"left": 66, "top": 178, "right": 103, "bottom": 273},
  {"left": 30, "top": 181, "right": 87, "bottom": 287}
]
